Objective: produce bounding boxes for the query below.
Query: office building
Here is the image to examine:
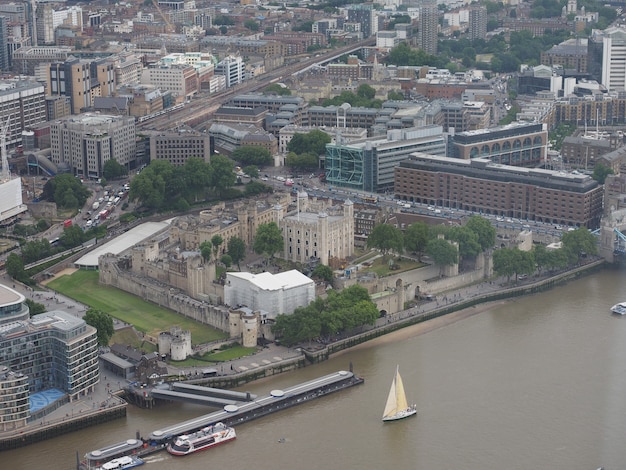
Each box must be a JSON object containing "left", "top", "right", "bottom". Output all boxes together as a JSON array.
[
  {"left": 149, "top": 128, "right": 212, "bottom": 166},
  {"left": 326, "top": 125, "right": 446, "bottom": 193},
  {"left": 215, "top": 55, "right": 244, "bottom": 88},
  {"left": 50, "top": 114, "right": 136, "bottom": 178},
  {"left": 141, "top": 64, "right": 198, "bottom": 99},
  {"left": 394, "top": 153, "right": 604, "bottom": 228},
  {"left": 450, "top": 122, "right": 548, "bottom": 167},
  {"left": 601, "top": 27, "right": 626, "bottom": 91},
  {"left": 0, "top": 79, "right": 46, "bottom": 148}
]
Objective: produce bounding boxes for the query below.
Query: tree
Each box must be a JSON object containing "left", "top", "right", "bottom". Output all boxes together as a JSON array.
[
  {"left": 592, "top": 163, "right": 614, "bottom": 184},
  {"left": 211, "top": 235, "right": 224, "bottom": 260},
  {"left": 244, "top": 19, "right": 259, "bottom": 31},
  {"left": 210, "top": 155, "right": 237, "bottom": 197},
  {"left": 253, "top": 222, "right": 284, "bottom": 262},
  {"left": 60, "top": 224, "right": 85, "bottom": 249},
  {"left": 263, "top": 84, "right": 291, "bottom": 96},
  {"left": 84, "top": 309, "right": 114, "bottom": 346},
  {"left": 465, "top": 216, "right": 496, "bottom": 251},
  {"left": 404, "top": 222, "right": 429, "bottom": 261},
  {"left": 286, "top": 130, "right": 332, "bottom": 156},
  {"left": 102, "top": 159, "right": 128, "bottom": 180},
  {"left": 366, "top": 223, "right": 404, "bottom": 259},
  {"left": 220, "top": 254, "right": 232, "bottom": 268},
  {"left": 227, "top": 236, "right": 246, "bottom": 270},
  {"left": 561, "top": 228, "right": 598, "bottom": 263},
  {"left": 25, "top": 298, "right": 46, "bottom": 316},
  {"left": 447, "top": 226, "right": 481, "bottom": 260},
  {"left": 356, "top": 83, "right": 376, "bottom": 100},
  {"left": 312, "top": 264, "right": 333, "bottom": 283},
  {"left": 244, "top": 180, "right": 273, "bottom": 197},
  {"left": 5, "top": 252, "right": 25, "bottom": 279},
  {"left": 493, "top": 247, "right": 535, "bottom": 281},
  {"left": 231, "top": 146, "right": 273, "bottom": 167},
  {"left": 426, "top": 238, "right": 458, "bottom": 276},
  {"left": 200, "top": 240, "right": 212, "bottom": 263},
  {"left": 41, "top": 174, "right": 91, "bottom": 209},
  {"left": 243, "top": 165, "right": 259, "bottom": 179}
]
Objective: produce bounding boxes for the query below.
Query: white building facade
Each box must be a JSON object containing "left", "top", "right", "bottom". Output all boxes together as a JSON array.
[
  {"left": 602, "top": 27, "right": 626, "bottom": 91},
  {"left": 224, "top": 270, "right": 315, "bottom": 317}
]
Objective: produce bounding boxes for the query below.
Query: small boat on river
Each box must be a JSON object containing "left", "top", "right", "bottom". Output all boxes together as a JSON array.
[
  {"left": 167, "top": 422, "right": 236, "bottom": 456},
  {"left": 611, "top": 302, "right": 626, "bottom": 315},
  {"left": 100, "top": 455, "right": 144, "bottom": 470},
  {"left": 382, "top": 365, "right": 417, "bottom": 422}
]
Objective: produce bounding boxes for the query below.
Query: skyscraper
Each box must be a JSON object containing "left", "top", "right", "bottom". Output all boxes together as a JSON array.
[
  {"left": 468, "top": 4, "right": 487, "bottom": 41},
  {"left": 419, "top": 0, "right": 438, "bottom": 55},
  {"left": 601, "top": 27, "right": 626, "bottom": 91},
  {"left": 0, "top": 17, "right": 8, "bottom": 71}
]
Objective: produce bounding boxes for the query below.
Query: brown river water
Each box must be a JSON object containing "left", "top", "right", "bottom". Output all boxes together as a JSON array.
[{"left": 4, "top": 267, "right": 626, "bottom": 470}]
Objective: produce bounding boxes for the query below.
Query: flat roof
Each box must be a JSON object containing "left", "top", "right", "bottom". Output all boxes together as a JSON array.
[
  {"left": 74, "top": 221, "right": 170, "bottom": 268},
  {"left": 227, "top": 269, "right": 313, "bottom": 291},
  {"left": 0, "top": 284, "right": 25, "bottom": 308}
]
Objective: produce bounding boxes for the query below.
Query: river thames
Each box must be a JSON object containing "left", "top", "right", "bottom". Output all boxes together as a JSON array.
[{"left": 5, "top": 267, "right": 626, "bottom": 470}]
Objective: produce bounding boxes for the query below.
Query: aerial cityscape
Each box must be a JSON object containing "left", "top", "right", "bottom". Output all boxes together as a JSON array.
[{"left": 1, "top": 0, "right": 626, "bottom": 467}]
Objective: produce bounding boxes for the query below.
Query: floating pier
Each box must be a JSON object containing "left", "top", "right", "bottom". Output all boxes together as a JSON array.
[{"left": 81, "top": 370, "right": 363, "bottom": 469}]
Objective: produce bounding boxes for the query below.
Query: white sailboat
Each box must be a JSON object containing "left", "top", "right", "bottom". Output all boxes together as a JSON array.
[{"left": 382, "top": 365, "right": 417, "bottom": 422}]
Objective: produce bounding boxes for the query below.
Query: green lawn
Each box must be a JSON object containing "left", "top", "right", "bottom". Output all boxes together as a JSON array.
[
  {"left": 48, "top": 270, "right": 227, "bottom": 345},
  {"left": 172, "top": 346, "right": 258, "bottom": 366}
]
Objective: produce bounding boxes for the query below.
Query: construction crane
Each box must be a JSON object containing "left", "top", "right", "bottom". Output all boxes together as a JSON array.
[
  {"left": 151, "top": 0, "right": 175, "bottom": 34},
  {"left": 0, "top": 116, "right": 11, "bottom": 182}
]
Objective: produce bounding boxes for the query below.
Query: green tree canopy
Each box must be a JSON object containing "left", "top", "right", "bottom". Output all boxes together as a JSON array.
[
  {"left": 253, "top": 222, "right": 284, "bottom": 262},
  {"left": 5, "top": 252, "right": 25, "bottom": 280},
  {"left": 286, "top": 130, "right": 332, "bottom": 156},
  {"left": 404, "top": 222, "right": 429, "bottom": 260},
  {"left": 426, "top": 237, "right": 458, "bottom": 275},
  {"left": 366, "top": 223, "right": 404, "bottom": 258},
  {"left": 211, "top": 235, "right": 224, "bottom": 259},
  {"left": 561, "top": 227, "right": 598, "bottom": 262},
  {"left": 311, "top": 264, "right": 334, "bottom": 282},
  {"left": 227, "top": 236, "right": 246, "bottom": 270},
  {"left": 84, "top": 309, "right": 114, "bottom": 346},
  {"left": 41, "top": 174, "right": 91, "bottom": 209},
  {"left": 200, "top": 240, "right": 212, "bottom": 263},
  {"left": 493, "top": 247, "right": 535, "bottom": 281},
  {"left": 592, "top": 163, "right": 614, "bottom": 184},
  {"left": 272, "top": 285, "right": 377, "bottom": 346},
  {"left": 465, "top": 215, "right": 496, "bottom": 251},
  {"left": 25, "top": 299, "right": 46, "bottom": 316},
  {"left": 231, "top": 146, "right": 273, "bottom": 167},
  {"left": 102, "top": 159, "right": 128, "bottom": 180}
]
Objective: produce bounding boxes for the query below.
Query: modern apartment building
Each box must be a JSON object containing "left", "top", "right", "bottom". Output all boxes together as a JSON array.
[
  {"left": 346, "top": 3, "right": 381, "bottom": 38},
  {"left": 50, "top": 113, "right": 136, "bottom": 178},
  {"left": 541, "top": 38, "right": 588, "bottom": 73},
  {"left": 394, "top": 153, "right": 604, "bottom": 228},
  {"left": 419, "top": 0, "right": 438, "bottom": 55},
  {"left": 468, "top": 4, "right": 487, "bottom": 41},
  {"left": 325, "top": 125, "right": 446, "bottom": 193},
  {"left": 450, "top": 122, "right": 548, "bottom": 167},
  {"left": 0, "top": 307, "right": 99, "bottom": 431}
]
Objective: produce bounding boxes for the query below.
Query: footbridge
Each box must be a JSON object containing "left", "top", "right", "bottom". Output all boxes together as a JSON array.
[{"left": 149, "top": 383, "right": 257, "bottom": 407}]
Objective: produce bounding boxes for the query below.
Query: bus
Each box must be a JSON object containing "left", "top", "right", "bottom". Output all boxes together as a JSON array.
[{"left": 363, "top": 195, "right": 378, "bottom": 204}]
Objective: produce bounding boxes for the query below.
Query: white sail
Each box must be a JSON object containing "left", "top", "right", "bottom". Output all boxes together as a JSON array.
[{"left": 382, "top": 365, "right": 417, "bottom": 421}]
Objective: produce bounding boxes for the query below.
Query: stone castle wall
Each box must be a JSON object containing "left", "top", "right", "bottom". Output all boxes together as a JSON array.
[{"left": 99, "top": 254, "right": 231, "bottom": 333}]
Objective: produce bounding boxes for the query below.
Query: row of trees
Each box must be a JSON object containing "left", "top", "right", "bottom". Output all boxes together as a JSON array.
[
  {"left": 129, "top": 156, "right": 237, "bottom": 211},
  {"left": 272, "top": 285, "right": 379, "bottom": 346},
  {"left": 493, "top": 227, "right": 598, "bottom": 281},
  {"left": 366, "top": 216, "right": 497, "bottom": 272}
]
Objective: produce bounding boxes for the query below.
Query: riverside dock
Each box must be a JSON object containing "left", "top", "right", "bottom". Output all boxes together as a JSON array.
[{"left": 81, "top": 370, "right": 363, "bottom": 469}]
